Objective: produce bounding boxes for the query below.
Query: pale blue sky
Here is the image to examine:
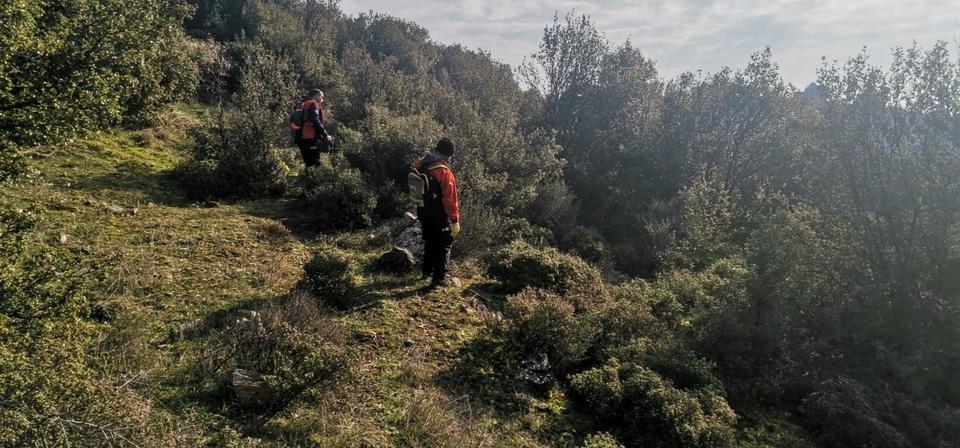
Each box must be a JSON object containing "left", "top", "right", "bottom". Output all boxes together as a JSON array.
[{"left": 340, "top": 0, "right": 960, "bottom": 87}]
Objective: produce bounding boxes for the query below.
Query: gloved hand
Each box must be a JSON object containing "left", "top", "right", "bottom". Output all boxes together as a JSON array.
[{"left": 450, "top": 221, "right": 461, "bottom": 237}]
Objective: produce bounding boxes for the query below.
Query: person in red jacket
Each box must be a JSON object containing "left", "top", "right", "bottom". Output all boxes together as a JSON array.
[
  {"left": 295, "top": 88, "right": 333, "bottom": 167},
  {"left": 413, "top": 138, "right": 461, "bottom": 287}
]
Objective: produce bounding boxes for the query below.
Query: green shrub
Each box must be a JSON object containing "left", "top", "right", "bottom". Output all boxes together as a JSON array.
[
  {"left": 635, "top": 258, "right": 749, "bottom": 334},
  {"left": 199, "top": 291, "right": 350, "bottom": 414},
  {"left": 299, "top": 157, "right": 377, "bottom": 230},
  {"left": 503, "top": 288, "right": 597, "bottom": 375},
  {"left": 570, "top": 360, "right": 737, "bottom": 448},
  {"left": 557, "top": 225, "right": 609, "bottom": 264},
  {"left": 0, "top": 206, "right": 82, "bottom": 445},
  {"left": 455, "top": 201, "right": 550, "bottom": 258},
  {"left": 581, "top": 432, "right": 625, "bottom": 448},
  {"left": 486, "top": 240, "right": 601, "bottom": 294},
  {"left": 800, "top": 376, "right": 960, "bottom": 448},
  {"left": 590, "top": 282, "right": 658, "bottom": 355},
  {"left": 737, "top": 413, "right": 816, "bottom": 448},
  {"left": 299, "top": 248, "right": 362, "bottom": 308},
  {"left": 177, "top": 123, "right": 290, "bottom": 199},
  {"left": 1, "top": 0, "right": 197, "bottom": 145},
  {"left": 176, "top": 48, "right": 297, "bottom": 199},
  {"left": 342, "top": 106, "right": 443, "bottom": 219},
  {"left": 569, "top": 362, "right": 623, "bottom": 417},
  {"left": 613, "top": 339, "right": 723, "bottom": 391}
]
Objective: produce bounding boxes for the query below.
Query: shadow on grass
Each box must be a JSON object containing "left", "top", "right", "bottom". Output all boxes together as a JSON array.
[
  {"left": 433, "top": 325, "right": 531, "bottom": 416},
  {"left": 322, "top": 271, "right": 429, "bottom": 312},
  {"left": 69, "top": 160, "right": 192, "bottom": 206},
  {"left": 240, "top": 196, "right": 328, "bottom": 241},
  {"left": 241, "top": 189, "right": 412, "bottom": 252}
]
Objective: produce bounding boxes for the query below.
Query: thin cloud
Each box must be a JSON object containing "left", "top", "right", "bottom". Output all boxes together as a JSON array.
[{"left": 339, "top": 0, "right": 960, "bottom": 85}]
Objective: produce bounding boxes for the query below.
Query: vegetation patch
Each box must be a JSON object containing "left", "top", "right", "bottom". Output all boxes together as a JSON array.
[
  {"left": 486, "top": 240, "right": 601, "bottom": 294},
  {"left": 299, "top": 247, "right": 363, "bottom": 309},
  {"left": 299, "top": 157, "right": 378, "bottom": 230},
  {"left": 196, "top": 291, "right": 351, "bottom": 414}
]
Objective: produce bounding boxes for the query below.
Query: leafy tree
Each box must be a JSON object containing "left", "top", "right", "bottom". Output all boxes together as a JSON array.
[
  {"left": 519, "top": 12, "right": 607, "bottom": 144},
  {"left": 432, "top": 45, "right": 523, "bottom": 119},
  {"left": 340, "top": 12, "right": 438, "bottom": 76},
  {"left": 811, "top": 43, "right": 960, "bottom": 409},
  {"left": 0, "top": 0, "right": 198, "bottom": 145},
  {"left": 177, "top": 47, "right": 298, "bottom": 198}
]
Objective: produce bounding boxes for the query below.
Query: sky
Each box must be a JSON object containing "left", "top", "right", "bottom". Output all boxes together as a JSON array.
[{"left": 339, "top": 0, "right": 960, "bottom": 88}]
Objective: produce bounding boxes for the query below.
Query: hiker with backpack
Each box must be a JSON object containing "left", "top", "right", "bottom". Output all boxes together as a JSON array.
[
  {"left": 409, "top": 138, "right": 461, "bottom": 288},
  {"left": 290, "top": 88, "right": 333, "bottom": 167}
]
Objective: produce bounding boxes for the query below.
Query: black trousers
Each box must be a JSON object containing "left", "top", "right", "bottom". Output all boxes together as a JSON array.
[
  {"left": 422, "top": 230, "right": 453, "bottom": 283},
  {"left": 298, "top": 141, "right": 321, "bottom": 167}
]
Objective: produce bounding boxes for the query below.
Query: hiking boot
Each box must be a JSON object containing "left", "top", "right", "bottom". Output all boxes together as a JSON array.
[
  {"left": 420, "top": 273, "right": 431, "bottom": 281},
  {"left": 430, "top": 277, "right": 460, "bottom": 288}
]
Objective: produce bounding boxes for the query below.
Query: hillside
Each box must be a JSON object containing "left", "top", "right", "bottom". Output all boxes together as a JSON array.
[
  {"left": 0, "top": 112, "right": 543, "bottom": 445},
  {"left": 3, "top": 2, "right": 960, "bottom": 447},
  {"left": 2, "top": 106, "right": 824, "bottom": 446}
]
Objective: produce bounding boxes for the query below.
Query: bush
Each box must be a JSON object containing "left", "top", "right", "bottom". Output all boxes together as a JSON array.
[
  {"left": 502, "top": 288, "right": 598, "bottom": 376},
  {"left": 299, "top": 248, "right": 362, "bottom": 308},
  {"left": 177, "top": 122, "right": 290, "bottom": 199},
  {"left": 1, "top": 0, "right": 197, "bottom": 145},
  {"left": 634, "top": 258, "right": 749, "bottom": 334},
  {"left": 800, "top": 376, "right": 960, "bottom": 448},
  {"left": 299, "top": 157, "right": 377, "bottom": 230},
  {"left": 608, "top": 338, "right": 723, "bottom": 392},
  {"left": 176, "top": 48, "right": 298, "bottom": 199},
  {"left": 524, "top": 180, "right": 609, "bottom": 263},
  {"left": 454, "top": 200, "right": 550, "bottom": 258},
  {"left": 569, "top": 362, "right": 623, "bottom": 417},
  {"left": 557, "top": 225, "right": 609, "bottom": 264},
  {"left": 581, "top": 432, "right": 625, "bottom": 448},
  {"left": 342, "top": 106, "right": 443, "bottom": 219},
  {"left": 589, "top": 283, "right": 658, "bottom": 355},
  {"left": 485, "top": 240, "right": 601, "bottom": 294},
  {"left": 198, "top": 291, "right": 350, "bottom": 414},
  {"left": 570, "top": 360, "right": 737, "bottom": 448},
  {"left": 737, "top": 413, "right": 816, "bottom": 448}
]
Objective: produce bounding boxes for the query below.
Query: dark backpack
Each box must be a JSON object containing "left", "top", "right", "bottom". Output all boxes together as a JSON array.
[{"left": 289, "top": 104, "right": 308, "bottom": 142}]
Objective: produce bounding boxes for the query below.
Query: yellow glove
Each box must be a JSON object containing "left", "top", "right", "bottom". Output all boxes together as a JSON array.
[{"left": 450, "top": 221, "right": 461, "bottom": 237}]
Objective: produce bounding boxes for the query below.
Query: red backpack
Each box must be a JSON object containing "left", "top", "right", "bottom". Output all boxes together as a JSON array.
[{"left": 289, "top": 99, "right": 320, "bottom": 142}]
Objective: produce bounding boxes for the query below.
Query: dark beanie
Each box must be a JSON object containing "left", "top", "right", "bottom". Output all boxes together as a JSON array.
[{"left": 436, "top": 138, "right": 455, "bottom": 156}]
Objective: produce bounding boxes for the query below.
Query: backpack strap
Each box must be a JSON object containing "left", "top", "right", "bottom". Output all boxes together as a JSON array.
[
  {"left": 419, "top": 164, "right": 449, "bottom": 201},
  {"left": 301, "top": 99, "right": 313, "bottom": 129}
]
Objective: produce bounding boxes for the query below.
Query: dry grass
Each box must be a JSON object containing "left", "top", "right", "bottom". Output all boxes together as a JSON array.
[{"left": 392, "top": 389, "right": 495, "bottom": 448}]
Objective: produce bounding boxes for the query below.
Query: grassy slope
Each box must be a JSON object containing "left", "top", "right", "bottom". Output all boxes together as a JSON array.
[{"left": 2, "top": 111, "right": 561, "bottom": 446}]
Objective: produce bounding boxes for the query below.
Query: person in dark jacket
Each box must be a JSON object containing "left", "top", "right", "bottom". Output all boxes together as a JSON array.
[
  {"left": 295, "top": 88, "right": 333, "bottom": 167},
  {"left": 412, "top": 138, "right": 461, "bottom": 288}
]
